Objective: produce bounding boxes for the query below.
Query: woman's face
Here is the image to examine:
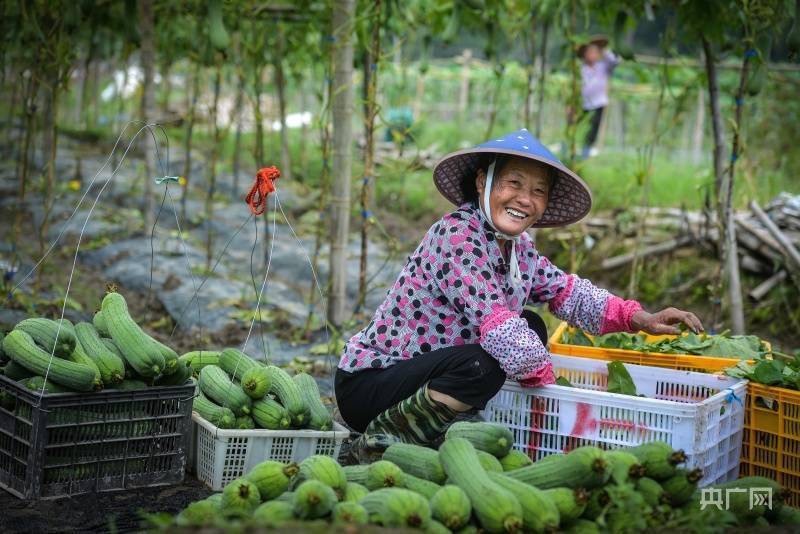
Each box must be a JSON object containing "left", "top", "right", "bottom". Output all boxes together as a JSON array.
[{"left": 476, "top": 157, "right": 551, "bottom": 236}]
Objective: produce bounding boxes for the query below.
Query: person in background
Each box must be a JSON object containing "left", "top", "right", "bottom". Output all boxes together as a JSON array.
[{"left": 578, "top": 35, "right": 620, "bottom": 159}]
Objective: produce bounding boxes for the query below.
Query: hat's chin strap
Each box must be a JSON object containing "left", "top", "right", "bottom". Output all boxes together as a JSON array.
[{"left": 479, "top": 159, "right": 522, "bottom": 285}]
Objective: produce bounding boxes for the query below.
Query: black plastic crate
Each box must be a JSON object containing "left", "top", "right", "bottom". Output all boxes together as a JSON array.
[{"left": 0, "top": 374, "right": 194, "bottom": 499}]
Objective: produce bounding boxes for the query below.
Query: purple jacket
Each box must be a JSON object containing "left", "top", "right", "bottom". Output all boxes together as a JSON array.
[{"left": 338, "top": 203, "right": 641, "bottom": 385}]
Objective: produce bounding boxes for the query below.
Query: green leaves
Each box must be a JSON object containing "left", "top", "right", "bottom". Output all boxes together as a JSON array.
[{"left": 607, "top": 361, "right": 639, "bottom": 397}]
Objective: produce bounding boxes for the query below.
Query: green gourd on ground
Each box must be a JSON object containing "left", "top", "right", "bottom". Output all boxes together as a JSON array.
[
  {"left": 101, "top": 292, "right": 165, "bottom": 377},
  {"left": 506, "top": 446, "right": 609, "bottom": 489},
  {"left": 543, "top": 487, "right": 590, "bottom": 525},
  {"left": 476, "top": 449, "right": 504, "bottom": 473},
  {"left": 488, "top": 471, "right": 561, "bottom": 533},
  {"left": 359, "top": 487, "right": 432, "bottom": 529},
  {"left": 332, "top": 501, "right": 369, "bottom": 525},
  {"left": 220, "top": 477, "right": 261, "bottom": 518},
  {"left": 383, "top": 442, "right": 447, "bottom": 484},
  {"left": 14, "top": 318, "right": 76, "bottom": 358},
  {"left": 3, "top": 330, "right": 98, "bottom": 392},
  {"left": 628, "top": 442, "right": 686, "bottom": 481},
  {"left": 636, "top": 476, "right": 666, "bottom": 507},
  {"left": 605, "top": 449, "right": 646, "bottom": 484},
  {"left": 342, "top": 461, "right": 405, "bottom": 490},
  {"left": 295, "top": 455, "right": 348, "bottom": 498},
  {"left": 193, "top": 392, "right": 236, "bottom": 428},
  {"left": 198, "top": 365, "right": 252, "bottom": 416},
  {"left": 252, "top": 500, "right": 294, "bottom": 528},
  {"left": 439, "top": 437, "right": 523, "bottom": 533},
  {"left": 430, "top": 485, "right": 472, "bottom": 531},
  {"left": 265, "top": 365, "right": 309, "bottom": 427},
  {"left": 251, "top": 397, "right": 291, "bottom": 429},
  {"left": 445, "top": 421, "right": 513, "bottom": 457},
  {"left": 342, "top": 482, "right": 369, "bottom": 502},
  {"left": 499, "top": 449, "right": 533, "bottom": 471},
  {"left": 293, "top": 372, "right": 332, "bottom": 430},
  {"left": 74, "top": 322, "right": 125, "bottom": 385},
  {"left": 293, "top": 479, "right": 337, "bottom": 519},
  {"left": 662, "top": 468, "right": 703, "bottom": 507},
  {"left": 245, "top": 460, "right": 299, "bottom": 501},
  {"left": 175, "top": 499, "right": 220, "bottom": 527},
  {"left": 402, "top": 473, "right": 441, "bottom": 499}
]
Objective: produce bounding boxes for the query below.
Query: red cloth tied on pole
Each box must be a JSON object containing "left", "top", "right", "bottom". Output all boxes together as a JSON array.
[{"left": 246, "top": 166, "right": 281, "bottom": 215}]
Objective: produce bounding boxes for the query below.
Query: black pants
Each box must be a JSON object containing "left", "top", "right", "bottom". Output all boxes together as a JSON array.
[
  {"left": 335, "top": 310, "right": 548, "bottom": 433},
  {"left": 583, "top": 107, "right": 605, "bottom": 150}
]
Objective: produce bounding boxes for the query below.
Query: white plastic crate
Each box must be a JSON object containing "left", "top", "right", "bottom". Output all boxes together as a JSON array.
[
  {"left": 484, "top": 354, "right": 747, "bottom": 486},
  {"left": 190, "top": 413, "right": 349, "bottom": 491}
]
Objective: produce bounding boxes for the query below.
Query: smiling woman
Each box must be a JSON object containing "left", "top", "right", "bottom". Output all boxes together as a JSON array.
[{"left": 335, "top": 128, "right": 705, "bottom": 464}]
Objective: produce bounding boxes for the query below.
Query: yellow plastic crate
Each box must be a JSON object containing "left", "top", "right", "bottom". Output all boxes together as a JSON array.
[
  {"left": 548, "top": 322, "right": 751, "bottom": 373},
  {"left": 740, "top": 383, "right": 800, "bottom": 508}
]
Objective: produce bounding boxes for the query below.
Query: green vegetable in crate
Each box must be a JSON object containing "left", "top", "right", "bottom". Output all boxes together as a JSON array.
[
  {"left": 476, "top": 449, "right": 504, "bottom": 472},
  {"left": 221, "top": 477, "right": 261, "bottom": 518},
  {"left": 359, "top": 487, "right": 432, "bottom": 528},
  {"left": 543, "top": 487, "right": 589, "bottom": 525},
  {"left": 3, "top": 359, "right": 36, "bottom": 380},
  {"left": 20, "top": 375, "right": 71, "bottom": 394},
  {"left": 293, "top": 479, "right": 337, "bottom": 519},
  {"left": 439, "top": 437, "right": 523, "bottom": 533},
  {"left": 252, "top": 500, "right": 294, "bottom": 528},
  {"left": 114, "top": 378, "right": 148, "bottom": 390},
  {"left": 506, "top": 446, "right": 609, "bottom": 489},
  {"left": 602, "top": 482, "right": 650, "bottom": 534},
  {"left": 251, "top": 397, "right": 291, "bottom": 429},
  {"left": 383, "top": 442, "right": 447, "bottom": 484},
  {"left": 74, "top": 322, "right": 125, "bottom": 385},
  {"left": 101, "top": 338, "right": 122, "bottom": 357},
  {"left": 193, "top": 392, "right": 236, "bottom": 428},
  {"left": 179, "top": 350, "right": 221, "bottom": 374},
  {"left": 430, "top": 485, "right": 472, "bottom": 531},
  {"left": 332, "top": 501, "right": 369, "bottom": 525},
  {"left": 147, "top": 336, "right": 179, "bottom": 375},
  {"left": 444, "top": 421, "right": 513, "bottom": 458},
  {"left": 68, "top": 342, "right": 104, "bottom": 390},
  {"left": 246, "top": 460, "right": 299, "bottom": 501},
  {"left": 275, "top": 491, "right": 294, "bottom": 503},
  {"left": 175, "top": 499, "right": 220, "bottom": 527},
  {"left": 234, "top": 415, "right": 255, "bottom": 429},
  {"left": 3, "top": 330, "right": 98, "bottom": 392},
  {"left": 101, "top": 292, "right": 165, "bottom": 377},
  {"left": 219, "top": 348, "right": 261, "bottom": 380},
  {"left": 488, "top": 471, "right": 560, "bottom": 533},
  {"left": 241, "top": 366, "right": 271, "bottom": 400},
  {"left": 293, "top": 372, "right": 332, "bottom": 430},
  {"left": 206, "top": 493, "right": 223, "bottom": 505},
  {"left": 295, "top": 455, "right": 348, "bottom": 498},
  {"left": 662, "top": 468, "right": 703, "bottom": 507},
  {"left": 198, "top": 365, "right": 252, "bottom": 416},
  {"left": 402, "top": 473, "right": 441, "bottom": 499},
  {"left": 581, "top": 488, "right": 610, "bottom": 521},
  {"left": 499, "top": 449, "right": 533, "bottom": 471},
  {"left": 607, "top": 361, "right": 640, "bottom": 396},
  {"left": 426, "top": 520, "right": 451, "bottom": 534},
  {"left": 636, "top": 476, "right": 666, "bottom": 507},
  {"left": 343, "top": 461, "right": 405, "bottom": 490},
  {"left": 93, "top": 310, "right": 110, "bottom": 337},
  {"left": 155, "top": 359, "right": 192, "bottom": 386},
  {"left": 605, "top": 449, "right": 645, "bottom": 484},
  {"left": 265, "top": 365, "right": 309, "bottom": 426},
  {"left": 629, "top": 441, "right": 686, "bottom": 480},
  {"left": 342, "top": 481, "right": 369, "bottom": 502},
  {"left": 14, "top": 318, "right": 76, "bottom": 357}
]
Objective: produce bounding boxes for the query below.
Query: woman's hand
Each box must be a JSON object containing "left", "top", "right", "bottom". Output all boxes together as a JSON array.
[{"left": 630, "top": 308, "right": 704, "bottom": 335}]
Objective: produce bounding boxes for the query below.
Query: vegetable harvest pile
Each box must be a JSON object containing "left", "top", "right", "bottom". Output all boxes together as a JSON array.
[
  {"left": 0, "top": 290, "right": 192, "bottom": 395},
  {"left": 158, "top": 422, "right": 799, "bottom": 533},
  {"left": 560, "top": 327, "right": 770, "bottom": 360}
]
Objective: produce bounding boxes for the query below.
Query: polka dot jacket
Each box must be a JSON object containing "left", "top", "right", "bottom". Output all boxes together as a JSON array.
[{"left": 339, "top": 203, "right": 642, "bottom": 386}]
